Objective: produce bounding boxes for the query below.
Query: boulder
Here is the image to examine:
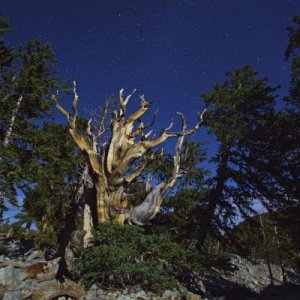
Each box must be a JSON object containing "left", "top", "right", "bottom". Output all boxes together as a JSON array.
[
  {"left": 134, "top": 290, "right": 148, "bottom": 299},
  {"left": 184, "top": 292, "right": 201, "bottom": 300},
  {"left": 3, "top": 290, "right": 21, "bottom": 300},
  {"left": 162, "top": 289, "right": 180, "bottom": 299},
  {"left": 31, "top": 280, "right": 85, "bottom": 300},
  {"left": 0, "top": 265, "right": 27, "bottom": 289}
]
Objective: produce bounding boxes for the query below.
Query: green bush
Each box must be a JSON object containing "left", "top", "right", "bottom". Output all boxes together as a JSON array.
[{"left": 75, "top": 223, "right": 201, "bottom": 292}]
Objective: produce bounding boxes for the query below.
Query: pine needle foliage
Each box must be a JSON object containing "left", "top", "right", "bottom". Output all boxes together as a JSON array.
[{"left": 76, "top": 223, "right": 201, "bottom": 292}]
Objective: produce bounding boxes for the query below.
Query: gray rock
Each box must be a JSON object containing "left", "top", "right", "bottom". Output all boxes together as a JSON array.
[
  {"left": 19, "top": 279, "right": 37, "bottom": 299},
  {"left": 25, "top": 250, "right": 45, "bottom": 262},
  {"left": 134, "top": 290, "right": 148, "bottom": 299},
  {"left": 117, "top": 295, "right": 131, "bottom": 300},
  {"left": 86, "top": 291, "right": 100, "bottom": 300},
  {"left": 35, "top": 279, "right": 59, "bottom": 287},
  {"left": 0, "top": 265, "right": 26, "bottom": 289},
  {"left": 162, "top": 290, "right": 173, "bottom": 299},
  {"left": 162, "top": 289, "right": 180, "bottom": 299},
  {"left": 196, "top": 280, "right": 206, "bottom": 294},
  {"left": 3, "top": 290, "right": 21, "bottom": 300},
  {"left": 201, "top": 254, "right": 286, "bottom": 295},
  {"left": 89, "top": 283, "right": 98, "bottom": 291},
  {"left": 184, "top": 291, "right": 201, "bottom": 300}
]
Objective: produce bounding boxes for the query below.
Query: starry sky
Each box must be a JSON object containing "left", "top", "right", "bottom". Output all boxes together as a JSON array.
[{"left": 2, "top": 0, "right": 300, "bottom": 155}]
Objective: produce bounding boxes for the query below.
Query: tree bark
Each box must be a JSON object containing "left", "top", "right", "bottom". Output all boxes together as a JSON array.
[
  {"left": 196, "top": 143, "right": 229, "bottom": 248},
  {"left": 3, "top": 95, "right": 23, "bottom": 147},
  {"left": 95, "top": 176, "right": 108, "bottom": 224},
  {"left": 54, "top": 85, "right": 206, "bottom": 231},
  {"left": 274, "top": 224, "right": 287, "bottom": 283},
  {"left": 83, "top": 203, "right": 93, "bottom": 247},
  {"left": 260, "top": 215, "right": 274, "bottom": 285}
]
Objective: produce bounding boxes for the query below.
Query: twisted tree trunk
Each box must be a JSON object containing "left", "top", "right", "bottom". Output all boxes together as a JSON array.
[{"left": 54, "top": 82, "right": 206, "bottom": 245}]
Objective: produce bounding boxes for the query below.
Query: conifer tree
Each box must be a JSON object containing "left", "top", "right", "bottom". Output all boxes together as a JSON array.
[
  {"left": 285, "top": 15, "right": 300, "bottom": 108},
  {"left": 197, "top": 65, "right": 278, "bottom": 246},
  {"left": 0, "top": 14, "right": 78, "bottom": 243}
]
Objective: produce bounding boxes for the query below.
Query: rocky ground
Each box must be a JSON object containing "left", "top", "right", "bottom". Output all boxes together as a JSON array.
[{"left": 0, "top": 239, "right": 299, "bottom": 300}]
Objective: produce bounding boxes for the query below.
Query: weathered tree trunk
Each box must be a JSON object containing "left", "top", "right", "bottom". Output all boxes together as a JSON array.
[
  {"left": 259, "top": 215, "right": 274, "bottom": 285},
  {"left": 95, "top": 176, "right": 108, "bottom": 224},
  {"left": 274, "top": 224, "right": 287, "bottom": 283},
  {"left": 196, "top": 143, "right": 229, "bottom": 248},
  {"left": 3, "top": 95, "right": 23, "bottom": 147},
  {"left": 83, "top": 204, "right": 93, "bottom": 247},
  {"left": 54, "top": 83, "right": 206, "bottom": 237},
  {"left": 57, "top": 165, "right": 90, "bottom": 256},
  {"left": 56, "top": 165, "right": 94, "bottom": 279}
]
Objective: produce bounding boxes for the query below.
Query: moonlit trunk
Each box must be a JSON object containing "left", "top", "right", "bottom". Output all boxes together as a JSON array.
[
  {"left": 54, "top": 82, "right": 206, "bottom": 238},
  {"left": 3, "top": 95, "right": 23, "bottom": 147},
  {"left": 83, "top": 204, "right": 93, "bottom": 247},
  {"left": 95, "top": 176, "right": 108, "bottom": 224}
]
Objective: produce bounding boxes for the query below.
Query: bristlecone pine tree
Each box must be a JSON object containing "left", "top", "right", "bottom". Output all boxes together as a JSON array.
[{"left": 54, "top": 83, "right": 206, "bottom": 246}]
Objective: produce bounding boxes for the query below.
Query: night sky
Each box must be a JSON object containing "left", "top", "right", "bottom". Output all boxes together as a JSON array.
[{"left": 2, "top": 0, "right": 300, "bottom": 155}]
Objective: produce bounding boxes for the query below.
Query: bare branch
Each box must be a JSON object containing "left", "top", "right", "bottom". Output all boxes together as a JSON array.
[
  {"left": 3, "top": 95, "right": 23, "bottom": 147},
  {"left": 129, "top": 109, "right": 206, "bottom": 224},
  {"left": 126, "top": 94, "right": 150, "bottom": 126},
  {"left": 52, "top": 81, "right": 82, "bottom": 131},
  {"left": 124, "top": 89, "right": 136, "bottom": 106},
  {"left": 71, "top": 81, "right": 79, "bottom": 127},
  {"left": 53, "top": 82, "right": 102, "bottom": 175},
  {"left": 86, "top": 119, "right": 92, "bottom": 136},
  {"left": 168, "top": 108, "right": 207, "bottom": 136},
  {"left": 52, "top": 95, "right": 70, "bottom": 122},
  {"left": 144, "top": 108, "right": 207, "bottom": 149},
  {"left": 145, "top": 176, "right": 152, "bottom": 192},
  {"left": 96, "top": 100, "right": 109, "bottom": 138},
  {"left": 119, "top": 88, "right": 136, "bottom": 116},
  {"left": 128, "top": 123, "right": 144, "bottom": 139},
  {"left": 128, "top": 108, "right": 158, "bottom": 140},
  {"left": 165, "top": 121, "right": 174, "bottom": 132},
  {"left": 123, "top": 154, "right": 155, "bottom": 185},
  {"left": 143, "top": 108, "right": 159, "bottom": 130},
  {"left": 143, "top": 129, "right": 153, "bottom": 140},
  {"left": 167, "top": 113, "right": 187, "bottom": 188}
]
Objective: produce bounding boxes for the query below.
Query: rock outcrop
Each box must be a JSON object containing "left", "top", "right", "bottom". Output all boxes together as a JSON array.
[{"left": 0, "top": 239, "right": 299, "bottom": 300}]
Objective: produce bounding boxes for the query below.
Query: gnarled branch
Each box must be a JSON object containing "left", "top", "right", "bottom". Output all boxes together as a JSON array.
[{"left": 129, "top": 109, "right": 206, "bottom": 225}]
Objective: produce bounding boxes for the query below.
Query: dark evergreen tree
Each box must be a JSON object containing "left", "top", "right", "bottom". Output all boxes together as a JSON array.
[
  {"left": 0, "top": 15, "right": 59, "bottom": 217},
  {"left": 197, "top": 65, "right": 278, "bottom": 247},
  {"left": 285, "top": 15, "right": 300, "bottom": 108},
  {"left": 16, "top": 123, "right": 84, "bottom": 246},
  {"left": 0, "top": 14, "right": 83, "bottom": 247}
]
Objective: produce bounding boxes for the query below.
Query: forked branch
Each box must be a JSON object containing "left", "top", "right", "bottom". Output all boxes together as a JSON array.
[
  {"left": 144, "top": 108, "right": 207, "bottom": 149},
  {"left": 129, "top": 108, "right": 207, "bottom": 225},
  {"left": 52, "top": 81, "right": 80, "bottom": 130}
]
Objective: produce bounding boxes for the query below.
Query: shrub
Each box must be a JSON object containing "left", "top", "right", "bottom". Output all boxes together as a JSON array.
[{"left": 75, "top": 223, "right": 200, "bottom": 292}]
